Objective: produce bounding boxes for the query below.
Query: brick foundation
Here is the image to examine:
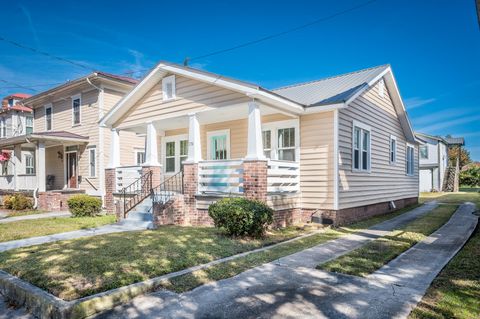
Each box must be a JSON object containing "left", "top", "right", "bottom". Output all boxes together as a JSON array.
[
  {"left": 141, "top": 165, "right": 162, "bottom": 188},
  {"left": 104, "top": 168, "right": 116, "bottom": 213},
  {"left": 153, "top": 194, "right": 187, "bottom": 226},
  {"left": 182, "top": 163, "right": 198, "bottom": 224},
  {"left": 243, "top": 160, "right": 268, "bottom": 202},
  {"left": 37, "top": 190, "right": 86, "bottom": 211}
]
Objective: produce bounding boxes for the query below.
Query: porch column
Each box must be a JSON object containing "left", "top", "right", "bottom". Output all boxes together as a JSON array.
[
  {"left": 245, "top": 100, "right": 265, "bottom": 160},
  {"left": 186, "top": 113, "right": 202, "bottom": 163},
  {"left": 142, "top": 122, "right": 161, "bottom": 188},
  {"left": 105, "top": 128, "right": 120, "bottom": 214},
  {"left": 36, "top": 141, "right": 46, "bottom": 192},
  {"left": 108, "top": 128, "right": 120, "bottom": 169},
  {"left": 13, "top": 144, "right": 21, "bottom": 191}
]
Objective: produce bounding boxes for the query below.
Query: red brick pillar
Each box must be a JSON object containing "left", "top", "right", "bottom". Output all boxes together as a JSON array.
[
  {"left": 243, "top": 160, "right": 268, "bottom": 202},
  {"left": 105, "top": 168, "right": 116, "bottom": 214},
  {"left": 183, "top": 163, "right": 198, "bottom": 223},
  {"left": 141, "top": 165, "right": 162, "bottom": 190}
]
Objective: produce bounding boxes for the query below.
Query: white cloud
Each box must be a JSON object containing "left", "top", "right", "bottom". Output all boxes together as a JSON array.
[
  {"left": 404, "top": 97, "right": 436, "bottom": 109},
  {"left": 419, "top": 114, "right": 480, "bottom": 132},
  {"left": 19, "top": 5, "right": 40, "bottom": 48}
]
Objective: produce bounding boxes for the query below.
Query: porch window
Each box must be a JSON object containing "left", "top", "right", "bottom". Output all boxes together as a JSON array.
[
  {"left": 278, "top": 128, "right": 295, "bottom": 161},
  {"left": 390, "top": 135, "right": 397, "bottom": 164},
  {"left": 45, "top": 104, "right": 52, "bottom": 131},
  {"left": 262, "top": 130, "right": 271, "bottom": 158},
  {"left": 207, "top": 130, "right": 229, "bottom": 160},
  {"left": 25, "top": 154, "right": 34, "bottom": 175},
  {"left": 26, "top": 116, "right": 33, "bottom": 134},
  {"left": 162, "top": 75, "right": 176, "bottom": 101},
  {"left": 406, "top": 144, "right": 415, "bottom": 175},
  {"left": 89, "top": 148, "right": 96, "bottom": 177},
  {"left": 180, "top": 140, "right": 188, "bottom": 170},
  {"left": 352, "top": 121, "right": 370, "bottom": 171},
  {"left": 72, "top": 95, "right": 81, "bottom": 125},
  {"left": 419, "top": 145, "right": 428, "bottom": 159},
  {"left": 166, "top": 141, "right": 175, "bottom": 172},
  {"left": 135, "top": 150, "right": 145, "bottom": 165}
]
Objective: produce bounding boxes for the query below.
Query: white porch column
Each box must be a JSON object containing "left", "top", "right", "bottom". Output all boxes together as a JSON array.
[
  {"left": 186, "top": 113, "right": 202, "bottom": 163},
  {"left": 245, "top": 100, "right": 265, "bottom": 160},
  {"left": 13, "top": 144, "right": 22, "bottom": 191},
  {"left": 108, "top": 128, "right": 120, "bottom": 168},
  {"left": 144, "top": 121, "right": 160, "bottom": 166},
  {"left": 36, "top": 141, "right": 46, "bottom": 192}
]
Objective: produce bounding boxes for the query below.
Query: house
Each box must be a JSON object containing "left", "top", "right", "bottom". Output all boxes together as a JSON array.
[
  {"left": 100, "top": 62, "right": 419, "bottom": 226},
  {"left": 415, "top": 132, "right": 465, "bottom": 192},
  {"left": 0, "top": 72, "right": 145, "bottom": 210}
]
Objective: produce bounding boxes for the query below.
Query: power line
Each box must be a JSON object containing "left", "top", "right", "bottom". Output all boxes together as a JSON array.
[
  {"left": 0, "top": 79, "right": 38, "bottom": 92},
  {"left": 0, "top": 82, "right": 63, "bottom": 90}
]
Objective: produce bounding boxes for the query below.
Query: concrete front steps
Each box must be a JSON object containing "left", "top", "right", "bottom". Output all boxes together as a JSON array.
[{"left": 119, "top": 197, "right": 155, "bottom": 229}]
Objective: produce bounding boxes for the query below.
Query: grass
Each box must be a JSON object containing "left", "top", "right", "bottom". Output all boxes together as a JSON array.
[
  {"left": 420, "top": 191, "right": 480, "bottom": 207},
  {"left": 409, "top": 225, "right": 480, "bottom": 319},
  {"left": 0, "top": 215, "right": 116, "bottom": 243},
  {"left": 318, "top": 204, "right": 458, "bottom": 277},
  {"left": 1, "top": 210, "right": 48, "bottom": 218},
  {"left": 159, "top": 204, "right": 420, "bottom": 293}
]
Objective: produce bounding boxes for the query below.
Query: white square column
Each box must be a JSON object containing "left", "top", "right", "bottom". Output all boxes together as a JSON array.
[
  {"left": 36, "top": 141, "right": 46, "bottom": 192},
  {"left": 144, "top": 122, "right": 160, "bottom": 167},
  {"left": 245, "top": 100, "right": 265, "bottom": 160},
  {"left": 185, "top": 113, "right": 202, "bottom": 163},
  {"left": 108, "top": 128, "right": 120, "bottom": 168}
]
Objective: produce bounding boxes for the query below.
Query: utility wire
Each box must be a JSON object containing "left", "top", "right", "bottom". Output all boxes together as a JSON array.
[
  {"left": 0, "top": 79, "right": 38, "bottom": 92},
  {"left": 0, "top": 82, "right": 63, "bottom": 90}
]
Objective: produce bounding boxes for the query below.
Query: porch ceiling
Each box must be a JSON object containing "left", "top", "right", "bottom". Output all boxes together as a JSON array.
[{"left": 0, "top": 131, "right": 89, "bottom": 149}]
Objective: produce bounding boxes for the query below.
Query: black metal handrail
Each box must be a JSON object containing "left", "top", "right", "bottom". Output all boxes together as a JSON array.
[
  {"left": 122, "top": 170, "right": 153, "bottom": 218},
  {"left": 152, "top": 170, "right": 183, "bottom": 205}
]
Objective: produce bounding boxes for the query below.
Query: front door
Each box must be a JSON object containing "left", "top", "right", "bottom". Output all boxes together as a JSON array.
[{"left": 66, "top": 152, "right": 78, "bottom": 188}]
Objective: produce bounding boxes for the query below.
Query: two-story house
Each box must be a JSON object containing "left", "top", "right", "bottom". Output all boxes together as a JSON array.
[{"left": 0, "top": 72, "right": 145, "bottom": 210}]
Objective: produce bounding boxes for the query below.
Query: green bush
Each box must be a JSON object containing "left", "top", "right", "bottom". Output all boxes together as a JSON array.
[
  {"left": 208, "top": 197, "right": 274, "bottom": 238},
  {"left": 3, "top": 194, "right": 33, "bottom": 210},
  {"left": 67, "top": 194, "right": 102, "bottom": 217},
  {"left": 460, "top": 166, "right": 480, "bottom": 187}
]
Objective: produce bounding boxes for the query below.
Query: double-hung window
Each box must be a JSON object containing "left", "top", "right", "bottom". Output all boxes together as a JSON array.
[
  {"left": 180, "top": 140, "right": 188, "bottom": 170},
  {"left": 165, "top": 141, "right": 176, "bottom": 172},
  {"left": 390, "top": 135, "right": 397, "bottom": 164},
  {"left": 0, "top": 118, "right": 5, "bottom": 138},
  {"left": 45, "top": 104, "right": 52, "bottom": 131},
  {"left": 278, "top": 128, "right": 296, "bottom": 161},
  {"left": 164, "top": 135, "right": 188, "bottom": 173},
  {"left": 406, "top": 144, "right": 415, "bottom": 175},
  {"left": 419, "top": 145, "right": 428, "bottom": 159},
  {"left": 25, "top": 116, "right": 33, "bottom": 134},
  {"left": 135, "top": 150, "right": 146, "bottom": 165},
  {"left": 260, "top": 120, "right": 299, "bottom": 162},
  {"left": 25, "top": 154, "right": 34, "bottom": 175},
  {"left": 162, "top": 75, "right": 176, "bottom": 101},
  {"left": 352, "top": 121, "right": 371, "bottom": 171},
  {"left": 72, "top": 94, "right": 81, "bottom": 125},
  {"left": 262, "top": 130, "right": 272, "bottom": 158},
  {"left": 88, "top": 148, "right": 96, "bottom": 177}
]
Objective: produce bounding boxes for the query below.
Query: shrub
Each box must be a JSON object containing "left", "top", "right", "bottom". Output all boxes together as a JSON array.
[
  {"left": 67, "top": 194, "right": 102, "bottom": 217},
  {"left": 208, "top": 197, "right": 273, "bottom": 238},
  {"left": 3, "top": 194, "right": 33, "bottom": 210},
  {"left": 460, "top": 166, "right": 480, "bottom": 187}
]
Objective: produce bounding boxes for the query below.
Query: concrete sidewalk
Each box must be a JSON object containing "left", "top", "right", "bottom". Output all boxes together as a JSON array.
[
  {"left": 96, "top": 203, "right": 477, "bottom": 319},
  {"left": 0, "top": 211, "right": 71, "bottom": 223}
]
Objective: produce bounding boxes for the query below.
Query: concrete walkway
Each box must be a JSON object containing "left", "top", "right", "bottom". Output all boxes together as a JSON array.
[
  {"left": 0, "top": 223, "right": 146, "bottom": 252},
  {"left": 95, "top": 202, "right": 477, "bottom": 319},
  {"left": 0, "top": 211, "right": 71, "bottom": 223}
]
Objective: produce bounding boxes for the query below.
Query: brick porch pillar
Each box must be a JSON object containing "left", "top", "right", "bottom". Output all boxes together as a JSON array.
[
  {"left": 141, "top": 165, "right": 162, "bottom": 190},
  {"left": 183, "top": 163, "right": 198, "bottom": 223},
  {"left": 104, "top": 168, "right": 116, "bottom": 214},
  {"left": 242, "top": 160, "right": 268, "bottom": 202}
]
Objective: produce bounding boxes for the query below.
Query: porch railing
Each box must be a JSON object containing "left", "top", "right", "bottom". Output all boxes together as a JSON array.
[
  {"left": 0, "top": 175, "right": 37, "bottom": 191},
  {"left": 267, "top": 160, "right": 300, "bottom": 193},
  {"left": 121, "top": 170, "right": 153, "bottom": 218},
  {"left": 198, "top": 160, "right": 244, "bottom": 194},
  {"left": 116, "top": 165, "right": 142, "bottom": 192},
  {"left": 0, "top": 175, "right": 14, "bottom": 190},
  {"left": 152, "top": 170, "right": 183, "bottom": 205}
]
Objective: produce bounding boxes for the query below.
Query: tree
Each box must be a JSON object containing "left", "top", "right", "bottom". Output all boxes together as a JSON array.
[{"left": 448, "top": 146, "right": 471, "bottom": 168}]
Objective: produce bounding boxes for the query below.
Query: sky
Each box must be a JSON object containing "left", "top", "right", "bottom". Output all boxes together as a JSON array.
[{"left": 1, "top": 0, "right": 479, "bottom": 159}]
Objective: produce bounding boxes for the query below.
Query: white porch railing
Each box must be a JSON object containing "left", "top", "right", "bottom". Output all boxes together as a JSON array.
[
  {"left": 115, "top": 166, "right": 142, "bottom": 192},
  {"left": 0, "top": 175, "right": 38, "bottom": 191},
  {"left": 267, "top": 160, "right": 300, "bottom": 193},
  {"left": 0, "top": 175, "right": 14, "bottom": 190},
  {"left": 198, "top": 160, "right": 244, "bottom": 194}
]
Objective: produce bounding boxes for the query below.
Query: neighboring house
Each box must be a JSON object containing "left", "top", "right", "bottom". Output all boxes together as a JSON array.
[
  {"left": 0, "top": 72, "right": 145, "bottom": 210},
  {"left": 100, "top": 62, "right": 419, "bottom": 226},
  {"left": 415, "top": 133, "right": 465, "bottom": 192}
]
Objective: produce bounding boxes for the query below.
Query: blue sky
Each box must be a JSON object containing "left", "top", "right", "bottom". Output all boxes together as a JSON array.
[{"left": 1, "top": 0, "right": 479, "bottom": 159}]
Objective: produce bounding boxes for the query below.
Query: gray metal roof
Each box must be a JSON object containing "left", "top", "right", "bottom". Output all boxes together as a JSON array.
[
  {"left": 444, "top": 137, "right": 465, "bottom": 145},
  {"left": 272, "top": 65, "right": 389, "bottom": 107}
]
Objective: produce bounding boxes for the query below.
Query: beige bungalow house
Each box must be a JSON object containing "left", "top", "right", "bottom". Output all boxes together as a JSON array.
[
  {"left": 0, "top": 72, "right": 145, "bottom": 210},
  {"left": 100, "top": 62, "right": 419, "bottom": 226}
]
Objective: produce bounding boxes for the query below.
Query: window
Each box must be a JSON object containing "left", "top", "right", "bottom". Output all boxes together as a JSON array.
[
  {"left": 262, "top": 130, "right": 271, "bottom": 158},
  {"left": 135, "top": 150, "right": 145, "bottom": 165},
  {"left": 419, "top": 145, "right": 428, "bottom": 159},
  {"left": 390, "top": 136, "right": 397, "bottom": 164},
  {"left": 165, "top": 141, "right": 176, "bottom": 172},
  {"left": 7, "top": 98, "right": 14, "bottom": 107},
  {"left": 278, "top": 128, "right": 296, "bottom": 161},
  {"left": 25, "top": 116, "right": 33, "bottom": 134},
  {"left": 352, "top": 121, "right": 371, "bottom": 171},
  {"left": 207, "top": 130, "right": 229, "bottom": 160},
  {"left": 88, "top": 148, "right": 96, "bottom": 177},
  {"left": 180, "top": 140, "right": 188, "bottom": 170},
  {"left": 45, "top": 104, "right": 53, "bottom": 131},
  {"left": 378, "top": 79, "right": 385, "bottom": 98},
  {"left": 0, "top": 118, "right": 5, "bottom": 138},
  {"left": 406, "top": 144, "right": 415, "bottom": 175},
  {"left": 72, "top": 95, "right": 81, "bottom": 125},
  {"left": 162, "top": 75, "right": 176, "bottom": 101},
  {"left": 25, "top": 154, "right": 34, "bottom": 175}
]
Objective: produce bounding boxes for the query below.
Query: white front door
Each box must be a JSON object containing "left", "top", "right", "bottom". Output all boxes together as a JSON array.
[{"left": 419, "top": 169, "right": 433, "bottom": 192}]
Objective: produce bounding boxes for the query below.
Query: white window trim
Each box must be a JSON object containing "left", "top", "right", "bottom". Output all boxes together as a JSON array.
[
  {"left": 206, "top": 129, "right": 231, "bottom": 160},
  {"left": 134, "top": 148, "right": 146, "bottom": 166},
  {"left": 71, "top": 94, "right": 82, "bottom": 126},
  {"left": 25, "top": 115, "right": 34, "bottom": 134},
  {"left": 378, "top": 79, "right": 385, "bottom": 98},
  {"left": 0, "top": 117, "right": 5, "bottom": 138},
  {"left": 88, "top": 147, "right": 97, "bottom": 178},
  {"left": 162, "top": 134, "right": 188, "bottom": 173},
  {"left": 419, "top": 144, "right": 429, "bottom": 160},
  {"left": 24, "top": 153, "right": 35, "bottom": 175},
  {"left": 44, "top": 103, "right": 53, "bottom": 131},
  {"left": 352, "top": 120, "right": 371, "bottom": 173},
  {"left": 406, "top": 143, "right": 415, "bottom": 176},
  {"left": 390, "top": 135, "right": 397, "bottom": 164},
  {"left": 162, "top": 75, "right": 176, "bottom": 101},
  {"left": 261, "top": 119, "right": 300, "bottom": 162}
]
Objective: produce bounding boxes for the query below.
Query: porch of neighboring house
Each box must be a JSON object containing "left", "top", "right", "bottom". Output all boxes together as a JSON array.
[
  {"left": 106, "top": 100, "right": 305, "bottom": 227},
  {"left": 0, "top": 131, "right": 89, "bottom": 210}
]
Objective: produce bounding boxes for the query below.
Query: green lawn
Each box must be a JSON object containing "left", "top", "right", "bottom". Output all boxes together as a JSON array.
[
  {"left": 1, "top": 210, "right": 48, "bottom": 218},
  {"left": 0, "top": 215, "right": 116, "bottom": 243},
  {"left": 420, "top": 191, "right": 480, "bottom": 207},
  {"left": 318, "top": 204, "right": 458, "bottom": 276}
]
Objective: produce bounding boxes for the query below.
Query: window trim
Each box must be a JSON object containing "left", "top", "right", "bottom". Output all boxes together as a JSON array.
[
  {"left": 352, "top": 120, "right": 371, "bottom": 173},
  {"left": 88, "top": 147, "right": 96, "bottom": 178},
  {"left": 419, "top": 144, "right": 429, "bottom": 160},
  {"left": 162, "top": 75, "right": 176, "bottom": 101},
  {"left": 206, "top": 129, "right": 230, "bottom": 160},
  {"left": 162, "top": 134, "right": 188, "bottom": 173},
  {"left": 44, "top": 103, "right": 53, "bottom": 131},
  {"left": 25, "top": 115, "right": 34, "bottom": 134},
  {"left": 71, "top": 94, "right": 81, "bottom": 126},
  {"left": 378, "top": 79, "right": 385, "bottom": 98},
  {"left": 390, "top": 135, "right": 397, "bottom": 164},
  {"left": 0, "top": 117, "right": 6, "bottom": 138},
  {"left": 406, "top": 143, "right": 415, "bottom": 176},
  {"left": 25, "top": 153, "right": 35, "bottom": 175},
  {"left": 134, "top": 149, "right": 146, "bottom": 166},
  {"left": 261, "top": 119, "right": 300, "bottom": 162}
]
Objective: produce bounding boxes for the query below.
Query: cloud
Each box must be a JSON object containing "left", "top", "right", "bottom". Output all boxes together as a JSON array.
[
  {"left": 411, "top": 108, "right": 473, "bottom": 127},
  {"left": 404, "top": 97, "right": 436, "bottom": 109},
  {"left": 418, "top": 114, "right": 480, "bottom": 132},
  {"left": 19, "top": 5, "right": 40, "bottom": 48}
]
